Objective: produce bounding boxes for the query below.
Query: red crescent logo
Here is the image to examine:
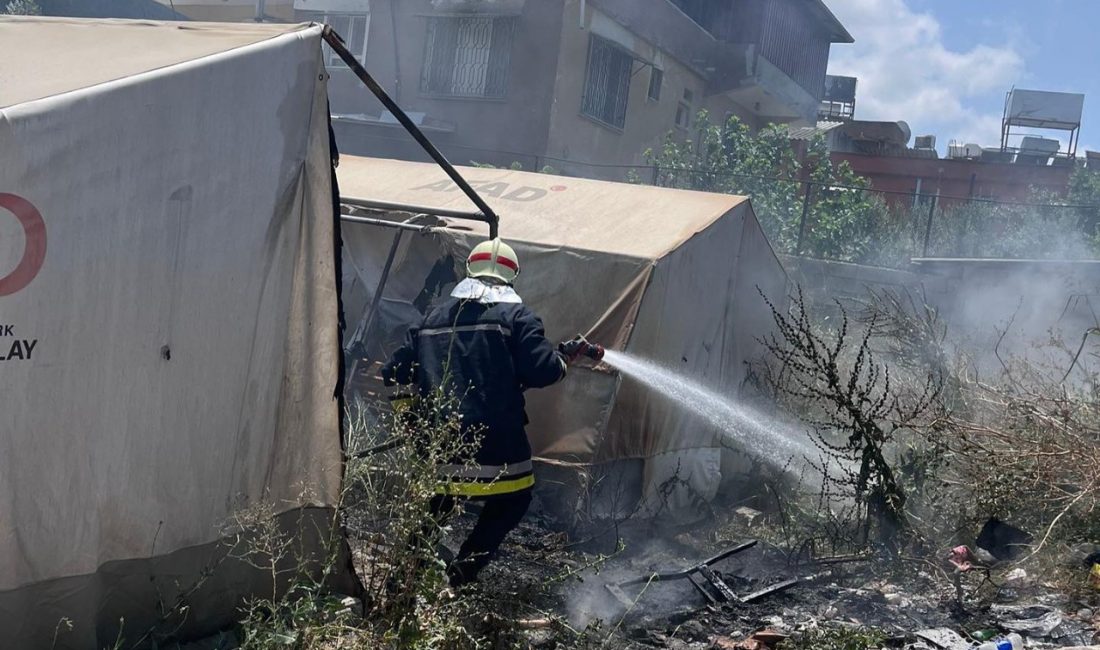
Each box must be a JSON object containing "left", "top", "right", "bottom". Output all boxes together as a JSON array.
[{"left": 0, "top": 193, "right": 47, "bottom": 297}]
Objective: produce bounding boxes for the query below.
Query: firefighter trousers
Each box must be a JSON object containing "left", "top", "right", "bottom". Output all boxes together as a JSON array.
[{"left": 429, "top": 489, "right": 532, "bottom": 586}]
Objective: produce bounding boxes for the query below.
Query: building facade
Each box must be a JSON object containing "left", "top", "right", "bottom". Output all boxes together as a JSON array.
[
  {"left": 153, "top": 0, "right": 295, "bottom": 22},
  {"left": 833, "top": 152, "right": 1075, "bottom": 208},
  {"left": 287, "top": 0, "right": 851, "bottom": 179},
  {"left": 791, "top": 117, "right": 1079, "bottom": 208}
]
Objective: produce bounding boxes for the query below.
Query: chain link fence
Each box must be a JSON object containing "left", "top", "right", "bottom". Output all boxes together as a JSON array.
[
  {"left": 644, "top": 165, "right": 1100, "bottom": 268},
  {"left": 344, "top": 132, "right": 1100, "bottom": 268}
]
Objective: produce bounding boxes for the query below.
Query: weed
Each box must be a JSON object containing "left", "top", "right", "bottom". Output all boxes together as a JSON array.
[
  {"left": 225, "top": 386, "right": 501, "bottom": 648},
  {"left": 778, "top": 626, "right": 888, "bottom": 650}
]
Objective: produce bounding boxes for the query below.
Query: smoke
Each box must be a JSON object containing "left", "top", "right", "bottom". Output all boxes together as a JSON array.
[
  {"left": 430, "top": 0, "right": 524, "bottom": 10},
  {"left": 562, "top": 537, "right": 707, "bottom": 630},
  {"left": 928, "top": 261, "right": 1100, "bottom": 381}
]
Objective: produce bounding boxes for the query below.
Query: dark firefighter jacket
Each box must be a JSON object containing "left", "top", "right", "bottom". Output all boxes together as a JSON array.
[{"left": 381, "top": 294, "right": 567, "bottom": 497}]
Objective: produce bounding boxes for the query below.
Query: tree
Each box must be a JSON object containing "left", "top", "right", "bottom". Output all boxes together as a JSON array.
[
  {"left": 637, "top": 112, "right": 893, "bottom": 263},
  {"left": 2, "top": 0, "right": 41, "bottom": 14},
  {"left": 637, "top": 113, "right": 1100, "bottom": 265},
  {"left": 1069, "top": 164, "right": 1100, "bottom": 238}
]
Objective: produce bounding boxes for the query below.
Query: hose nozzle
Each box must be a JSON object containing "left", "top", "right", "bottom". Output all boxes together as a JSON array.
[
  {"left": 560, "top": 335, "right": 605, "bottom": 363},
  {"left": 584, "top": 342, "right": 605, "bottom": 361}
]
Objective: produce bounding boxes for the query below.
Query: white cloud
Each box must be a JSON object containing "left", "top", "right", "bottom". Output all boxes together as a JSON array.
[{"left": 825, "top": 0, "right": 1024, "bottom": 147}]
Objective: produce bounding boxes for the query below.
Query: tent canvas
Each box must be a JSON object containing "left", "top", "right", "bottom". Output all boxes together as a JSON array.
[
  {"left": 337, "top": 156, "right": 788, "bottom": 514},
  {"left": 1, "top": 17, "right": 350, "bottom": 647}
]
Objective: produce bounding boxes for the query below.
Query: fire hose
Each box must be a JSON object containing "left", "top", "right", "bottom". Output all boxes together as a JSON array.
[{"left": 348, "top": 336, "right": 604, "bottom": 460}]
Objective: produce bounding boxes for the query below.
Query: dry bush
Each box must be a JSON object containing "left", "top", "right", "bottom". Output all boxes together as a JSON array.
[
  {"left": 757, "top": 287, "right": 944, "bottom": 551},
  {"left": 222, "top": 387, "right": 500, "bottom": 649},
  {"left": 822, "top": 286, "right": 1100, "bottom": 560},
  {"left": 943, "top": 365, "right": 1100, "bottom": 556}
]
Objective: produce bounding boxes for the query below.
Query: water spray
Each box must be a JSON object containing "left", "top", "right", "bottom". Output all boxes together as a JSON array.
[{"left": 599, "top": 349, "right": 825, "bottom": 473}]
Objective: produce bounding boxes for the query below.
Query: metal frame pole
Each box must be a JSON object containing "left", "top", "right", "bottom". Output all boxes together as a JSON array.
[
  {"left": 344, "top": 229, "right": 405, "bottom": 387},
  {"left": 322, "top": 26, "right": 499, "bottom": 239},
  {"left": 339, "top": 214, "right": 435, "bottom": 233},
  {"left": 922, "top": 195, "right": 937, "bottom": 257},
  {"left": 795, "top": 182, "right": 813, "bottom": 255},
  {"left": 341, "top": 197, "right": 491, "bottom": 225}
]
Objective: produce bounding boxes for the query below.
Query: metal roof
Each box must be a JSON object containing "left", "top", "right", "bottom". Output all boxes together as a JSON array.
[
  {"left": 788, "top": 121, "right": 843, "bottom": 141},
  {"left": 810, "top": 0, "right": 854, "bottom": 43}
]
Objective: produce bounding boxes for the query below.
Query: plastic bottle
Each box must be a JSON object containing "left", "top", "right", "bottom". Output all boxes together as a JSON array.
[{"left": 975, "top": 633, "right": 1023, "bottom": 650}]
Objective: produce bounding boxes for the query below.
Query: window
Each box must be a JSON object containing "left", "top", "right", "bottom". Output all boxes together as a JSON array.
[
  {"left": 675, "top": 88, "right": 693, "bottom": 129},
  {"left": 647, "top": 67, "right": 663, "bottom": 102},
  {"left": 420, "top": 16, "right": 515, "bottom": 98},
  {"left": 581, "top": 36, "right": 634, "bottom": 129},
  {"left": 322, "top": 11, "right": 370, "bottom": 67}
]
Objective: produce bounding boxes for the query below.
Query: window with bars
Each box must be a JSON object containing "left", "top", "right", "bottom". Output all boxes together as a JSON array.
[
  {"left": 581, "top": 36, "right": 634, "bottom": 129},
  {"left": 420, "top": 16, "right": 515, "bottom": 98},
  {"left": 322, "top": 12, "right": 370, "bottom": 68}
]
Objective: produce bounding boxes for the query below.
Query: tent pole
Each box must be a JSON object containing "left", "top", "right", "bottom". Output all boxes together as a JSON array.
[
  {"left": 344, "top": 227, "right": 405, "bottom": 388},
  {"left": 342, "top": 197, "right": 493, "bottom": 228},
  {"left": 322, "top": 26, "right": 500, "bottom": 239},
  {"left": 340, "top": 213, "right": 436, "bottom": 233}
]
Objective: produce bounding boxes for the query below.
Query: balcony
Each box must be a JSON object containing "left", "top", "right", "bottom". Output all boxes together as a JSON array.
[
  {"left": 588, "top": 0, "right": 727, "bottom": 79},
  {"left": 590, "top": 0, "right": 851, "bottom": 124},
  {"left": 712, "top": 44, "right": 820, "bottom": 123},
  {"left": 708, "top": 0, "right": 852, "bottom": 123}
]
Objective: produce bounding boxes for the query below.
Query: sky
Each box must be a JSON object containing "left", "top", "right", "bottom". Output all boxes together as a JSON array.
[{"left": 824, "top": 0, "right": 1100, "bottom": 155}]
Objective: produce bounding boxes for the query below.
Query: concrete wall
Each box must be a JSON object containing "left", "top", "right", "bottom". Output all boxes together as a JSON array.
[
  {"left": 323, "top": 0, "right": 565, "bottom": 169},
  {"left": 911, "top": 259, "right": 1100, "bottom": 375},
  {"left": 833, "top": 151, "right": 1074, "bottom": 207},
  {"left": 545, "top": 0, "right": 751, "bottom": 181},
  {"left": 782, "top": 255, "right": 1100, "bottom": 379},
  {"left": 318, "top": 0, "right": 763, "bottom": 178},
  {"left": 781, "top": 255, "right": 947, "bottom": 316},
  {"left": 153, "top": 0, "right": 295, "bottom": 21}
]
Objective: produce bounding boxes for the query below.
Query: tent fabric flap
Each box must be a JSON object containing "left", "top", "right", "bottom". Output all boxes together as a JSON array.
[{"left": 0, "top": 20, "right": 347, "bottom": 648}]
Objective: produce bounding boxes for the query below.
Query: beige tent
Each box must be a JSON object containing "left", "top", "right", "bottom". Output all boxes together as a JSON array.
[
  {"left": 338, "top": 156, "right": 788, "bottom": 515},
  {"left": 1, "top": 17, "right": 351, "bottom": 648}
]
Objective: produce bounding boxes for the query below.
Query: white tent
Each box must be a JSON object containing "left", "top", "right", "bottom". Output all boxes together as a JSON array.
[
  {"left": 337, "top": 156, "right": 788, "bottom": 516},
  {"left": 1, "top": 17, "right": 350, "bottom": 647}
]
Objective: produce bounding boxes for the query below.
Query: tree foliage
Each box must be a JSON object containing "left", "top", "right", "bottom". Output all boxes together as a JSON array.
[
  {"left": 637, "top": 112, "right": 894, "bottom": 261},
  {"left": 2, "top": 0, "right": 41, "bottom": 15},
  {"left": 638, "top": 112, "right": 1100, "bottom": 265}
]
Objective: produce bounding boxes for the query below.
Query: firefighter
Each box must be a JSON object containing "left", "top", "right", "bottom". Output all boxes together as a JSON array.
[{"left": 382, "top": 238, "right": 591, "bottom": 587}]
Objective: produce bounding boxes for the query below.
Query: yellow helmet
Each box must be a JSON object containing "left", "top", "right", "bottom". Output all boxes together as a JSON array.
[{"left": 466, "top": 238, "right": 520, "bottom": 284}]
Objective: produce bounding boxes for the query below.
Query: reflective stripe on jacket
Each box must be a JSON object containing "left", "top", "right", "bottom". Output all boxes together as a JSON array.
[{"left": 382, "top": 294, "right": 566, "bottom": 496}]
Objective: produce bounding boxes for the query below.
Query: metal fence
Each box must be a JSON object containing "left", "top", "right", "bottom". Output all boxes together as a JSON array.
[
  {"left": 342, "top": 132, "right": 1100, "bottom": 268},
  {"left": 648, "top": 165, "right": 1100, "bottom": 268}
]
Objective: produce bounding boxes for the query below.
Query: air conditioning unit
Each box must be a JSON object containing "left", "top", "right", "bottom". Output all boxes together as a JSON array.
[
  {"left": 949, "top": 141, "right": 982, "bottom": 159},
  {"left": 1018, "top": 136, "right": 1060, "bottom": 155},
  {"left": 914, "top": 135, "right": 936, "bottom": 150}
]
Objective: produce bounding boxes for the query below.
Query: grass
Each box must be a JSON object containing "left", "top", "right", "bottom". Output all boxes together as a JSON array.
[{"left": 778, "top": 627, "right": 888, "bottom": 650}]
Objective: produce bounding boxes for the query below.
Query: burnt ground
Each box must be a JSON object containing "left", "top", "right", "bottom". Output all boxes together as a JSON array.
[{"left": 427, "top": 506, "right": 1100, "bottom": 649}]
